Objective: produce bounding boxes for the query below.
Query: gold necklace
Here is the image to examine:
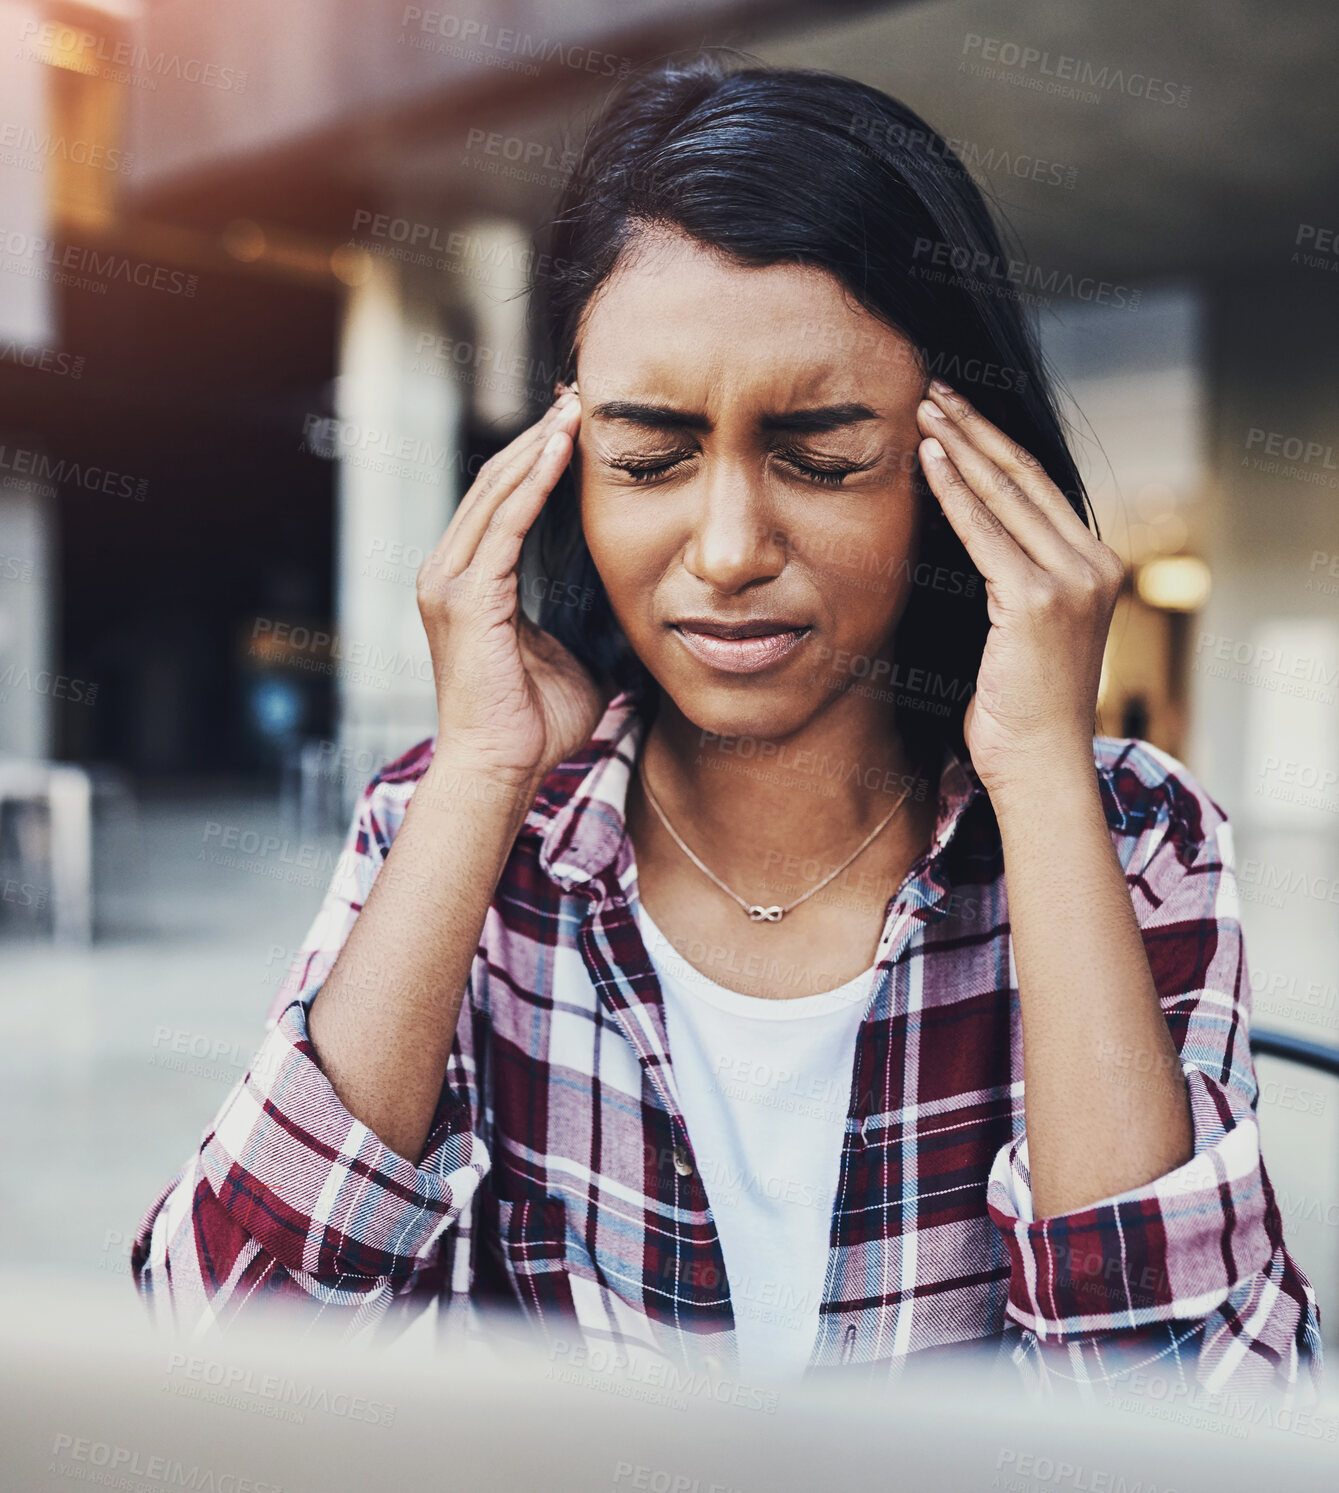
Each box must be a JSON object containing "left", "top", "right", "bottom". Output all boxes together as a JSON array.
[{"left": 636, "top": 753, "right": 918, "bottom": 923}]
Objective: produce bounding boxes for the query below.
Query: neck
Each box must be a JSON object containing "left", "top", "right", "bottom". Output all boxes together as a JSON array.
[{"left": 632, "top": 688, "right": 935, "bottom": 895}]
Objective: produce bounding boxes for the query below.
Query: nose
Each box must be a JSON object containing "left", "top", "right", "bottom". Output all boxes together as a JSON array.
[{"left": 680, "top": 465, "right": 787, "bottom": 594}]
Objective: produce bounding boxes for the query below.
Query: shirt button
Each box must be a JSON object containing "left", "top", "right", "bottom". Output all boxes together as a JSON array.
[
  {"left": 702, "top": 1353, "right": 723, "bottom": 1377},
  {"left": 672, "top": 1143, "right": 693, "bottom": 1176}
]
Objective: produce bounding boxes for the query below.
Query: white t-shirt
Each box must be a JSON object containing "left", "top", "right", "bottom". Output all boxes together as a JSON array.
[{"left": 633, "top": 898, "right": 878, "bottom": 1384}]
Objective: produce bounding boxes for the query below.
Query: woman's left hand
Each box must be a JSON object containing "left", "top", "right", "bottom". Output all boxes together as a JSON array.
[{"left": 915, "top": 380, "right": 1125, "bottom": 801}]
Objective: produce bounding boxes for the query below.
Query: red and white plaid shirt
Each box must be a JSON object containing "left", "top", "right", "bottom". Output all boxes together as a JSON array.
[{"left": 133, "top": 691, "right": 1322, "bottom": 1397}]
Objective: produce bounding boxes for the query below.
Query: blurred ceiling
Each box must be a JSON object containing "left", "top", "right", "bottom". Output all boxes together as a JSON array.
[
  {"left": 128, "top": 0, "right": 1339, "bottom": 282},
  {"left": 755, "top": 0, "right": 1339, "bottom": 279}
]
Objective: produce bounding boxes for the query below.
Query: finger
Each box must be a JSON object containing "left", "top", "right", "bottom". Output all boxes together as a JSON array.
[
  {"left": 433, "top": 399, "right": 580, "bottom": 578},
  {"left": 919, "top": 435, "right": 1039, "bottom": 589},
  {"left": 471, "top": 428, "right": 574, "bottom": 583},
  {"left": 422, "top": 392, "right": 576, "bottom": 573},
  {"left": 926, "top": 380, "right": 1094, "bottom": 542},
  {"left": 445, "top": 391, "right": 577, "bottom": 538},
  {"left": 918, "top": 399, "right": 1079, "bottom": 572}
]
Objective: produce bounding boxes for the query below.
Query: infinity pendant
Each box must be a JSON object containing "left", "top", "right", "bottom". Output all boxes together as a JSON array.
[{"left": 747, "top": 905, "right": 784, "bottom": 923}]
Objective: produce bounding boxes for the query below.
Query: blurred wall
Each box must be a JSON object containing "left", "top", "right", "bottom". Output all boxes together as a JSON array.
[{"left": 0, "top": 0, "right": 56, "bottom": 758}]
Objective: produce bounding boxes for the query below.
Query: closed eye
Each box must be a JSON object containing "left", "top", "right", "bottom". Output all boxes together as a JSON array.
[
  {"left": 774, "top": 447, "right": 880, "bottom": 487},
  {"left": 604, "top": 449, "right": 880, "bottom": 487},
  {"left": 605, "top": 452, "right": 694, "bottom": 483},
  {"left": 775, "top": 456, "right": 862, "bottom": 487}
]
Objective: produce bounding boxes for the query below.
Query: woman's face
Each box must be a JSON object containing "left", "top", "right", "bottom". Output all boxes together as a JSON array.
[{"left": 575, "top": 226, "right": 928, "bottom": 743}]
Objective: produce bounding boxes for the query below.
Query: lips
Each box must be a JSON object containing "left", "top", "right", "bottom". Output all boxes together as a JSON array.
[{"left": 670, "top": 618, "right": 812, "bottom": 674}]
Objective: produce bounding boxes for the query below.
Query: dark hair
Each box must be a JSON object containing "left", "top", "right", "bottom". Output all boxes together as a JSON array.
[{"left": 530, "top": 50, "right": 1092, "bottom": 763}]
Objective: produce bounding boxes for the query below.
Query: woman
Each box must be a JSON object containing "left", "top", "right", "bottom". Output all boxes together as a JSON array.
[{"left": 134, "top": 55, "right": 1321, "bottom": 1396}]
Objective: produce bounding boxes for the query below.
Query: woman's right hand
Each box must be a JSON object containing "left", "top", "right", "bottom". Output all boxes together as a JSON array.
[{"left": 415, "top": 387, "right": 604, "bottom": 790}]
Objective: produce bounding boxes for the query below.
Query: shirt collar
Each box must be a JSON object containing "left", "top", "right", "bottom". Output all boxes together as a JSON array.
[{"left": 528, "top": 690, "right": 988, "bottom": 898}]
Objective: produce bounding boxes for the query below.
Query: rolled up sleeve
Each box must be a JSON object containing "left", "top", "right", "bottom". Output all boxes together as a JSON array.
[
  {"left": 132, "top": 755, "right": 491, "bottom": 1337},
  {"left": 989, "top": 1075, "right": 1279, "bottom": 1335},
  {"left": 987, "top": 773, "right": 1323, "bottom": 1395},
  {"left": 201, "top": 998, "right": 486, "bottom": 1282}
]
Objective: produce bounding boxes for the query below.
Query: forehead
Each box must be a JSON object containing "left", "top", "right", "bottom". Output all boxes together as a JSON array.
[{"left": 575, "top": 227, "right": 923, "bottom": 406}]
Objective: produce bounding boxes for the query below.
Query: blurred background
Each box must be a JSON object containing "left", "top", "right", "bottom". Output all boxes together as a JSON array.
[{"left": 1, "top": 0, "right": 1336, "bottom": 1350}]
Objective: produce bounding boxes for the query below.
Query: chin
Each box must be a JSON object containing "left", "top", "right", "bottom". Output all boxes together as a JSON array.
[{"left": 658, "top": 672, "right": 826, "bottom": 745}]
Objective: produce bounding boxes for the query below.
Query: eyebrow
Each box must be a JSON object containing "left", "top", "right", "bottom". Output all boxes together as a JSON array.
[{"left": 587, "top": 400, "right": 881, "bottom": 434}]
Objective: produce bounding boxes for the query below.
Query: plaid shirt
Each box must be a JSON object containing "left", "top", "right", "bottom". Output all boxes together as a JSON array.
[{"left": 133, "top": 691, "right": 1322, "bottom": 1397}]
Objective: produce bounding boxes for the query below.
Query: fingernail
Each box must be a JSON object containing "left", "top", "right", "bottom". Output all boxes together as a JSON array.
[
  {"left": 919, "top": 400, "right": 946, "bottom": 422},
  {"left": 929, "top": 379, "right": 955, "bottom": 397},
  {"left": 921, "top": 437, "right": 947, "bottom": 462}
]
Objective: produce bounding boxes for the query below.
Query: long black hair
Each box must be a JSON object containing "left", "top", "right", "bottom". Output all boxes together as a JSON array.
[{"left": 530, "top": 50, "right": 1092, "bottom": 764}]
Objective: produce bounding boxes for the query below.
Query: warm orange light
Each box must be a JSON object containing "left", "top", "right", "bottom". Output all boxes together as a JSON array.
[
  {"left": 29, "top": 20, "right": 104, "bottom": 75},
  {"left": 1136, "top": 555, "right": 1211, "bottom": 612},
  {"left": 223, "top": 220, "right": 267, "bottom": 263},
  {"left": 330, "top": 245, "right": 374, "bottom": 286}
]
